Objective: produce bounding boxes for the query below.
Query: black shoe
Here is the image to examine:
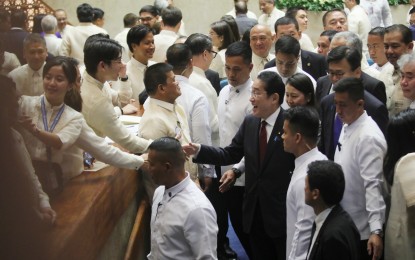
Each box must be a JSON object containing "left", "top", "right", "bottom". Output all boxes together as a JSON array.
[{"left": 223, "top": 243, "right": 237, "bottom": 259}]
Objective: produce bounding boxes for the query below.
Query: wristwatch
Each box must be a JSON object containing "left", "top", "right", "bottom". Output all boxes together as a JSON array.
[
  {"left": 231, "top": 168, "right": 242, "bottom": 178},
  {"left": 371, "top": 229, "right": 383, "bottom": 238}
]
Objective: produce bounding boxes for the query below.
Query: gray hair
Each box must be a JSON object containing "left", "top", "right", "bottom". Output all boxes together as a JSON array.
[
  {"left": 41, "top": 14, "right": 57, "bottom": 33},
  {"left": 397, "top": 53, "right": 415, "bottom": 69},
  {"left": 332, "top": 31, "right": 362, "bottom": 54},
  {"left": 154, "top": 0, "right": 169, "bottom": 10}
]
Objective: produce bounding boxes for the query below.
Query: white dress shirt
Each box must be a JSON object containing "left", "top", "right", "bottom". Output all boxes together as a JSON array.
[
  {"left": 209, "top": 49, "right": 226, "bottom": 78},
  {"left": 309, "top": 206, "right": 334, "bottom": 253},
  {"left": 114, "top": 28, "right": 132, "bottom": 62},
  {"left": 371, "top": 62, "right": 395, "bottom": 110},
  {"left": 80, "top": 72, "right": 151, "bottom": 153},
  {"left": 59, "top": 23, "right": 108, "bottom": 64},
  {"left": 60, "top": 119, "right": 144, "bottom": 184},
  {"left": 12, "top": 128, "right": 50, "bottom": 209},
  {"left": 261, "top": 66, "right": 316, "bottom": 109},
  {"left": 189, "top": 66, "right": 220, "bottom": 146},
  {"left": 251, "top": 52, "right": 275, "bottom": 80},
  {"left": 8, "top": 63, "right": 45, "bottom": 96},
  {"left": 226, "top": 8, "right": 258, "bottom": 20},
  {"left": 148, "top": 173, "right": 218, "bottom": 260},
  {"left": 18, "top": 95, "right": 83, "bottom": 165},
  {"left": 218, "top": 78, "right": 253, "bottom": 186},
  {"left": 153, "top": 30, "right": 178, "bottom": 63},
  {"left": 258, "top": 8, "right": 285, "bottom": 34},
  {"left": 287, "top": 148, "right": 327, "bottom": 260},
  {"left": 44, "top": 34, "right": 62, "bottom": 56},
  {"left": 120, "top": 57, "right": 155, "bottom": 100},
  {"left": 334, "top": 111, "right": 386, "bottom": 240},
  {"left": 140, "top": 98, "right": 198, "bottom": 180},
  {"left": 360, "top": 0, "right": 393, "bottom": 28},
  {"left": 347, "top": 5, "right": 372, "bottom": 58},
  {"left": 1, "top": 51, "right": 20, "bottom": 76},
  {"left": 176, "top": 75, "right": 215, "bottom": 178}
]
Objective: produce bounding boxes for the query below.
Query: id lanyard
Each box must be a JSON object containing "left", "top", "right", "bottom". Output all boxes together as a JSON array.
[{"left": 41, "top": 96, "right": 65, "bottom": 160}]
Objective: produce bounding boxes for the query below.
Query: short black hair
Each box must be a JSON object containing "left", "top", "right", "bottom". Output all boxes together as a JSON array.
[
  {"left": 123, "top": 13, "right": 139, "bottom": 27},
  {"left": 126, "top": 25, "right": 153, "bottom": 52},
  {"left": 333, "top": 77, "right": 365, "bottom": 102},
  {"left": 144, "top": 63, "right": 174, "bottom": 95},
  {"left": 161, "top": 6, "right": 182, "bottom": 27},
  {"left": 286, "top": 73, "right": 315, "bottom": 107},
  {"left": 385, "top": 24, "right": 413, "bottom": 45},
  {"left": 166, "top": 43, "right": 192, "bottom": 73},
  {"left": 285, "top": 7, "right": 306, "bottom": 20},
  {"left": 274, "top": 35, "right": 300, "bottom": 57},
  {"left": 220, "top": 15, "right": 241, "bottom": 42},
  {"left": 92, "top": 7, "right": 104, "bottom": 22},
  {"left": 235, "top": 0, "right": 248, "bottom": 14},
  {"left": 320, "top": 30, "right": 338, "bottom": 42},
  {"left": 84, "top": 36, "right": 122, "bottom": 75},
  {"left": 307, "top": 160, "right": 345, "bottom": 206},
  {"left": 274, "top": 16, "right": 299, "bottom": 34},
  {"left": 10, "top": 9, "right": 26, "bottom": 28},
  {"left": 327, "top": 46, "right": 361, "bottom": 71},
  {"left": 148, "top": 136, "right": 186, "bottom": 167},
  {"left": 410, "top": 6, "right": 415, "bottom": 15},
  {"left": 369, "top": 26, "right": 386, "bottom": 38},
  {"left": 322, "top": 8, "right": 347, "bottom": 27},
  {"left": 185, "top": 33, "right": 212, "bottom": 56},
  {"left": 43, "top": 56, "right": 78, "bottom": 85},
  {"left": 284, "top": 106, "right": 320, "bottom": 143},
  {"left": 257, "top": 71, "right": 285, "bottom": 105},
  {"left": 225, "top": 41, "right": 252, "bottom": 65},
  {"left": 77, "top": 3, "right": 94, "bottom": 23},
  {"left": 139, "top": 5, "right": 159, "bottom": 17}
]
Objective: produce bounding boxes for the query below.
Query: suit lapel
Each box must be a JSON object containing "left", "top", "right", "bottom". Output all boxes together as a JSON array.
[
  {"left": 301, "top": 51, "right": 312, "bottom": 72},
  {"left": 260, "top": 109, "right": 284, "bottom": 173}
]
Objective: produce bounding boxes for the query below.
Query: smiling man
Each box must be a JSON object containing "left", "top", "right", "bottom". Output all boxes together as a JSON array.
[
  {"left": 398, "top": 53, "right": 415, "bottom": 109},
  {"left": 183, "top": 71, "right": 295, "bottom": 260},
  {"left": 249, "top": 24, "right": 274, "bottom": 80}
]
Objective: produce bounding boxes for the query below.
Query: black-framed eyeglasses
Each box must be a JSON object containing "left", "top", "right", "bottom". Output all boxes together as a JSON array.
[{"left": 208, "top": 49, "right": 218, "bottom": 58}]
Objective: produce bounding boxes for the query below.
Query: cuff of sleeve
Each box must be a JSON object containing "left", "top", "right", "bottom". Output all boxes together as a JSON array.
[
  {"left": 39, "top": 198, "right": 51, "bottom": 209},
  {"left": 369, "top": 221, "right": 383, "bottom": 233}
]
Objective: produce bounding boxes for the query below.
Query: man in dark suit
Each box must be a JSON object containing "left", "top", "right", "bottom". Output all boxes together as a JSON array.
[
  {"left": 318, "top": 46, "right": 388, "bottom": 160},
  {"left": 183, "top": 71, "right": 295, "bottom": 260},
  {"left": 315, "top": 43, "right": 386, "bottom": 106},
  {"left": 263, "top": 17, "right": 327, "bottom": 81},
  {"left": 1, "top": 10, "right": 29, "bottom": 65},
  {"left": 205, "top": 68, "right": 221, "bottom": 96},
  {"left": 305, "top": 160, "right": 360, "bottom": 260}
]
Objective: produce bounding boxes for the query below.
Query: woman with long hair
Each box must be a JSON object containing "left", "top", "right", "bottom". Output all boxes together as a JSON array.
[
  {"left": 209, "top": 20, "right": 238, "bottom": 78},
  {"left": 285, "top": 73, "right": 316, "bottom": 108}
]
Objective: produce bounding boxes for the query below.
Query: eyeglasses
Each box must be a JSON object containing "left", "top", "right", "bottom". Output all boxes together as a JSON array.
[
  {"left": 251, "top": 90, "right": 266, "bottom": 98},
  {"left": 367, "top": 44, "right": 382, "bottom": 50},
  {"left": 208, "top": 50, "right": 218, "bottom": 58}
]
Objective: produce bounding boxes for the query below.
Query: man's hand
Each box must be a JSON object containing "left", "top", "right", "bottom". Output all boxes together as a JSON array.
[
  {"left": 122, "top": 103, "right": 138, "bottom": 114},
  {"left": 182, "top": 143, "right": 201, "bottom": 157},
  {"left": 18, "top": 115, "right": 37, "bottom": 134},
  {"left": 367, "top": 233, "right": 383, "bottom": 260},
  {"left": 199, "top": 176, "right": 213, "bottom": 193},
  {"left": 39, "top": 207, "right": 57, "bottom": 225},
  {"left": 219, "top": 169, "right": 236, "bottom": 193}
]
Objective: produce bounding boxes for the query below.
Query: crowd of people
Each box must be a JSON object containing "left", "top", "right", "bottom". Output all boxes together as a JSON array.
[{"left": 1, "top": 0, "right": 415, "bottom": 259}]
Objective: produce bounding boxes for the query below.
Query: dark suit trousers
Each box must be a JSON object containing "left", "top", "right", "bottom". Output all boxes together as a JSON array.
[
  {"left": 250, "top": 202, "right": 286, "bottom": 260},
  {"left": 225, "top": 186, "right": 253, "bottom": 259},
  {"left": 204, "top": 175, "right": 229, "bottom": 252}
]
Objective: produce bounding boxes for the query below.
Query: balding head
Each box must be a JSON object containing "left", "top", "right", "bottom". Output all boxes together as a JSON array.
[{"left": 250, "top": 24, "right": 273, "bottom": 58}]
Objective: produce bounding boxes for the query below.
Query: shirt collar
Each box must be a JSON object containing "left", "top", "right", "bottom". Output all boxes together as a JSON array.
[
  {"left": 315, "top": 206, "right": 334, "bottom": 227},
  {"left": 192, "top": 66, "right": 206, "bottom": 77},
  {"left": 163, "top": 172, "right": 191, "bottom": 202},
  {"left": 29, "top": 63, "right": 45, "bottom": 76},
  {"left": 83, "top": 71, "right": 105, "bottom": 90},
  {"left": 410, "top": 100, "right": 415, "bottom": 109},
  {"left": 263, "top": 106, "right": 280, "bottom": 128},
  {"left": 229, "top": 78, "right": 253, "bottom": 92},
  {"left": 175, "top": 74, "right": 189, "bottom": 84},
  {"left": 343, "top": 111, "right": 368, "bottom": 135},
  {"left": 159, "top": 30, "right": 178, "bottom": 37},
  {"left": 41, "top": 94, "right": 65, "bottom": 110},
  {"left": 252, "top": 52, "right": 272, "bottom": 63},
  {"left": 149, "top": 97, "right": 175, "bottom": 111},
  {"left": 294, "top": 147, "right": 319, "bottom": 169},
  {"left": 130, "top": 57, "right": 148, "bottom": 72}
]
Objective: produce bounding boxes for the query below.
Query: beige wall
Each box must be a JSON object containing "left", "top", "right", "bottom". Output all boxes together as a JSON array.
[{"left": 45, "top": 0, "right": 411, "bottom": 48}]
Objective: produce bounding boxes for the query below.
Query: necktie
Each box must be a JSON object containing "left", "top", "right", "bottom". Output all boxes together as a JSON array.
[
  {"left": 332, "top": 114, "right": 343, "bottom": 152},
  {"left": 259, "top": 120, "right": 267, "bottom": 165}
]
